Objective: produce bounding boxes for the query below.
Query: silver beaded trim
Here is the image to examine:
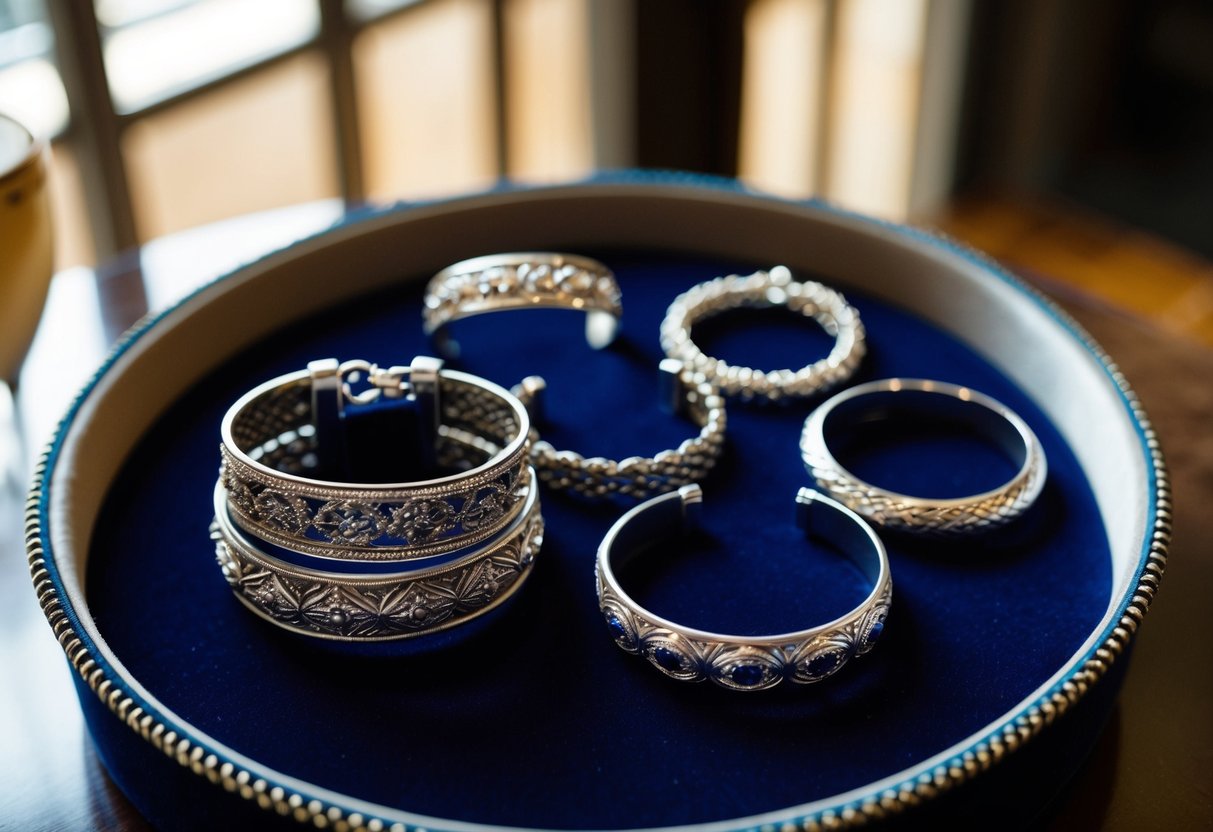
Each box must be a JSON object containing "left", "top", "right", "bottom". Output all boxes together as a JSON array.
[{"left": 660, "top": 266, "right": 865, "bottom": 402}]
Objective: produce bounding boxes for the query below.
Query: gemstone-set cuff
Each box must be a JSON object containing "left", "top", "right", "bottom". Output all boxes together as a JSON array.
[{"left": 596, "top": 485, "right": 892, "bottom": 691}]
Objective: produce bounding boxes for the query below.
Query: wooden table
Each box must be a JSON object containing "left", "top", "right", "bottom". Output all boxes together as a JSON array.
[{"left": 2, "top": 204, "right": 1209, "bottom": 830}]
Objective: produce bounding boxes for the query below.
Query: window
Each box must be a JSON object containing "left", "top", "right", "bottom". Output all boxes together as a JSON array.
[{"left": 0, "top": 0, "right": 969, "bottom": 269}]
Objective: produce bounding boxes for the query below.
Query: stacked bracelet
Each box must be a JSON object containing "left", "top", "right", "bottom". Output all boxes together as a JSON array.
[
  {"left": 212, "top": 476, "right": 543, "bottom": 641},
  {"left": 214, "top": 356, "right": 543, "bottom": 640}
]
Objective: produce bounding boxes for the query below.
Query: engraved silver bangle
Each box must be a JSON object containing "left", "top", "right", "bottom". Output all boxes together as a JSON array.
[
  {"left": 800, "top": 378, "right": 1048, "bottom": 536},
  {"left": 423, "top": 252, "right": 622, "bottom": 359},
  {"left": 660, "top": 266, "right": 865, "bottom": 402},
  {"left": 212, "top": 474, "right": 543, "bottom": 641},
  {"left": 219, "top": 356, "right": 532, "bottom": 561},
  {"left": 597, "top": 484, "right": 891, "bottom": 691},
  {"left": 509, "top": 360, "right": 727, "bottom": 502}
]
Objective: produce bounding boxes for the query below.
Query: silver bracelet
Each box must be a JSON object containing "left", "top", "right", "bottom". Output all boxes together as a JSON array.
[
  {"left": 800, "top": 378, "right": 1048, "bottom": 536},
  {"left": 423, "top": 252, "right": 622, "bottom": 359},
  {"left": 211, "top": 473, "right": 544, "bottom": 641},
  {"left": 596, "top": 484, "right": 891, "bottom": 691},
  {"left": 219, "top": 356, "right": 532, "bottom": 561},
  {"left": 510, "top": 360, "right": 727, "bottom": 502},
  {"left": 660, "top": 266, "right": 865, "bottom": 402}
]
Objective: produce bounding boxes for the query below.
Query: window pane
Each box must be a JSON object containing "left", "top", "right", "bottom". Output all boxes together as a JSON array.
[
  {"left": 121, "top": 52, "right": 339, "bottom": 241},
  {"left": 0, "top": 0, "right": 69, "bottom": 137},
  {"left": 824, "top": 0, "right": 928, "bottom": 219},
  {"left": 95, "top": 0, "right": 203, "bottom": 29},
  {"left": 99, "top": 0, "right": 320, "bottom": 112},
  {"left": 346, "top": 0, "right": 422, "bottom": 22},
  {"left": 738, "top": 0, "right": 829, "bottom": 197},
  {"left": 355, "top": 0, "right": 497, "bottom": 201},
  {"left": 503, "top": 0, "right": 593, "bottom": 182},
  {"left": 47, "top": 142, "right": 97, "bottom": 268}
]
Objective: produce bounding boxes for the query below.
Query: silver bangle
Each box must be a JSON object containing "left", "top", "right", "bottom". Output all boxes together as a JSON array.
[
  {"left": 510, "top": 360, "right": 727, "bottom": 502},
  {"left": 800, "top": 378, "right": 1048, "bottom": 536},
  {"left": 660, "top": 265, "right": 865, "bottom": 402},
  {"left": 423, "top": 252, "right": 622, "bottom": 359},
  {"left": 219, "top": 356, "right": 532, "bottom": 561},
  {"left": 596, "top": 484, "right": 891, "bottom": 691},
  {"left": 211, "top": 473, "right": 544, "bottom": 641}
]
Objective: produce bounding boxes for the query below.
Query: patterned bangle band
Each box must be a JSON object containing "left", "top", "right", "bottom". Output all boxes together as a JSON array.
[
  {"left": 800, "top": 378, "right": 1048, "bottom": 536},
  {"left": 509, "top": 359, "right": 727, "bottom": 502},
  {"left": 219, "top": 357, "right": 532, "bottom": 561},
  {"left": 597, "top": 485, "right": 891, "bottom": 691},
  {"left": 660, "top": 266, "right": 865, "bottom": 403},
  {"left": 423, "top": 252, "right": 622, "bottom": 359},
  {"left": 212, "top": 474, "right": 544, "bottom": 641}
]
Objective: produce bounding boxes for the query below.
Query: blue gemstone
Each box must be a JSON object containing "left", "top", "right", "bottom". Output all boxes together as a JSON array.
[
  {"left": 605, "top": 614, "right": 628, "bottom": 643},
  {"left": 866, "top": 618, "right": 885, "bottom": 646},
  {"left": 807, "top": 652, "right": 840, "bottom": 677},
  {"left": 730, "top": 664, "right": 766, "bottom": 687},
  {"left": 652, "top": 646, "right": 684, "bottom": 672}
]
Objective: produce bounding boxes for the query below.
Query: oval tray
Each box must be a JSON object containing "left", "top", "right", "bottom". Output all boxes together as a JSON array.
[{"left": 27, "top": 177, "right": 1168, "bottom": 830}]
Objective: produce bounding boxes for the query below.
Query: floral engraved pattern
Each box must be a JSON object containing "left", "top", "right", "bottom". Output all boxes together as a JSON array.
[
  {"left": 339, "top": 584, "right": 455, "bottom": 637},
  {"left": 458, "top": 488, "right": 506, "bottom": 530},
  {"left": 451, "top": 557, "right": 514, "bottom": 609},
  {"left": 220, "top": 450, "right": 529, "bottom": 556},
  {"left": 223, "top": 467, "right": 258, "bottom": 518},
  {"left": 312, "top": 500, "right": 383, "bottom": 546},
  {"left": 213, "top": 510, "right": 544, "bottom": 640},
  {"left": 253, "top": 489, "right": 310, "bottom": 535},
  {"left": 385, "top": 499, "right": 456, "bottom": 543},
  {"left": 268, "top": 575, "right": 337, "bottom": 630}
]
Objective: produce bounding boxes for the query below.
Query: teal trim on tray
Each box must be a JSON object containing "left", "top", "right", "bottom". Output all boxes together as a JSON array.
[{"left": 33, "top": 171, "right": 1162, "bottom": 831}]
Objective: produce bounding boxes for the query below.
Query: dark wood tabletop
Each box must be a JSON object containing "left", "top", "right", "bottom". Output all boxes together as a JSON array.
[{"left": 2, "top": 205, "right": 1209, "bottom": 830}]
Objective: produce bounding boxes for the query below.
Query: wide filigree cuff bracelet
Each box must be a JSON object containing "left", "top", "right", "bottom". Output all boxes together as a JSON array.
[
  {"left": 219, "top": 357, "right": 532, "bottom": 561},
  {"left": 800, "top": 378, "right": 1048, "bottom": 536},
  {"left": 423, "top": 252, "right": 622, "bottom": 359},
  {"left": 212, "top": 473, "right": 544, "bottom": 641},
  {"left": 596, "top": 485, "right": 891, "bottom": 691}
]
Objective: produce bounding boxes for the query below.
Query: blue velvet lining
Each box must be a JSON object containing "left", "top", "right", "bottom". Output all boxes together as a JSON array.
[{"left": 86, "top": 253, "right": 1111, "bottom": 829}]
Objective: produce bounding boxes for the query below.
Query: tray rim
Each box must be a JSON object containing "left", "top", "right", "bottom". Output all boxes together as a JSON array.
[{"left": 25, "top": 173, "right": 1170, "bottom": 831}]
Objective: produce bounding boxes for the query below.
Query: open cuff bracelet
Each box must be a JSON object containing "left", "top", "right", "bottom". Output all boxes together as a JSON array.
[
  {"left": 219, "top": 357, "right": 532, "bottom": 561},
  {"left": 423, "top": 252, "right": 622, "bottom": 359},
  {"left": 596, "top": 484, "right": 891, "bottom": 691}
]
